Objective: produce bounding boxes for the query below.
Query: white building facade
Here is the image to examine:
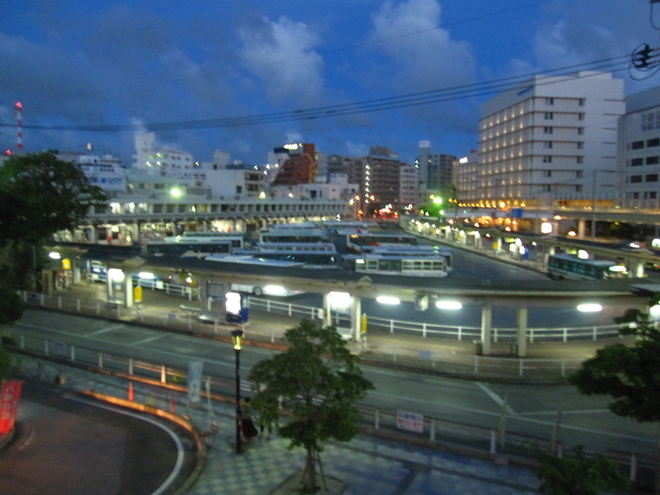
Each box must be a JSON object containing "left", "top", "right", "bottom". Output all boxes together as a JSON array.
[
  {"left": 475, "top": 71, "right": 625, "bottom": 208},
  {"left": 618, "top": 85, "right": 660, "bottom": 207}
]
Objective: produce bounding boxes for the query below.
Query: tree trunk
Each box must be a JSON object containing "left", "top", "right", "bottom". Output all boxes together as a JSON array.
[{"left": 303, "top": 448, "right": 317, "bottom": 493}]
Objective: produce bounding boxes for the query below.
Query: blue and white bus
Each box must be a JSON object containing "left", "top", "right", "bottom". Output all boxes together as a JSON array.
[
  {"left": 345, "top": 232, "right": 419, "bottom": 254},
  {"left": 145, "top": 234, "right": 244, "bottom": 258},
  {"left": 547, "top": 254, "right": 628, "bottom": 280},
  {"left": 343, "top": 253, "right": 450, "bottom": 277}
]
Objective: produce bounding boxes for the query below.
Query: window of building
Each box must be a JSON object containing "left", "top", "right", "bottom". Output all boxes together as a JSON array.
[
  {"left": 645, "top": 174, "right": 658, "bottom": 182},
  {"left": 631, "top": 158, "right": 644, "bottom": 166},
  {"left": 545, "top": 97, "right": 554, "bottom": 105},
  {"left": 642, "top": 111, "right": 660, "bottom": 131},
  {"left": 544, "top": 126, "right": 553, "bottom": 134},
  {"left": 577, "top": 127, "right": 584, "bottom": 135},
  {"left": 542, "top": 155, "right": 553, "bottom": 163},
  {"left": 543, "top": 170, "right": 552, "bottom": 178},
  {"left": 577, "top": 156, "right": 584, "bottom": 164},
  {"left": 544, "top": 112, "right": 553, "bottom": 120},
  {"left": 576, "top": 170, "right": 583, "bottom": 178},
  {"left": 578, "top": 113, "right": 585, "bottom": 121},
  {"left": 577, "top": 142, "right": 584, "bottom": 150},
  {"left": 576, "top": 185, "right": 583, "bottom": 192},
  {"left": 579, "top": 98, "right": 586, "bottom": 106},
  {"left": 644, "top": 191, "right": 658, "bottom": 199},
  {"left": 631, "top": 141, "right": 645, "bottom": 150},
  {"left": 544, "top": 141, "right": 553, "bottom": 149},
  {"left": 647, "top": 138, "right": 660, "bottom": 147},
  {"left": 646, "top": 156, "right": 660, "bottom": 165},
  {"left": 630, "top": 175, "right": 643, "bottom": 183}
]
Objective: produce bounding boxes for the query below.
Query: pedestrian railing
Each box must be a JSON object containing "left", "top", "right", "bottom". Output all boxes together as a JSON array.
[
  {"left": 19, "top": 290, "right": 621, "bottom": 380},
  {"left": 246, "top": 296, "right": 623, "bottom": 342},
  {"left": 8, "top": 337, "right": 651, "bottom": 487}
]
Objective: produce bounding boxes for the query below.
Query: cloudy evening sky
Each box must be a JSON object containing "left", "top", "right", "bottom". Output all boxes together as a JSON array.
[{"left": 1, "top": 0, "right": 659, "bottom": 166}]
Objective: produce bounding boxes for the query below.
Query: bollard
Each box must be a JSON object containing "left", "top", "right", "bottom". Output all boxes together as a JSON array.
[
  {"left": 170, "top": 393, "right": 176, "bottom": 414},
  {"left": 128, "top": 382, "right": 134, "bottom": 402}
]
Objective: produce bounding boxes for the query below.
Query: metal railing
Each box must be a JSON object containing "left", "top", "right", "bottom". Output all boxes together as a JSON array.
[
  {"left": 6, "top": 333, "right": 650, "bottom": 487},
  {"left": 19, "top": 290, "right": 621, "bottom": 380}
]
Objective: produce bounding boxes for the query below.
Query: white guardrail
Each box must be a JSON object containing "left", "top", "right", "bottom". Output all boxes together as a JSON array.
[
  {"left": 6, "top": 333, "right": 651, "bottom": 485},
  {"left": 17, "top": 289, "right": 615, "bottom": 380}
]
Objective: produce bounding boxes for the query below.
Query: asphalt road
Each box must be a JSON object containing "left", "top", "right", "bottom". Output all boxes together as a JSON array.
[
  {"left": 9, "top": 310, "right": 656, "bottom": 462},
  {"left": 0, "top": 379, "right": 196, "bottom": 495}
]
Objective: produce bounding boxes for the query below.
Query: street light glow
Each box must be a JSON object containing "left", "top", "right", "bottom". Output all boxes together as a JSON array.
[
  {"left": 435, "top": 301, "right": 462, "bottom": 310},
  {"left": 577, "top": 303, "right": 603, "bottom": 312},
  {"left": 376, "top": 296, "right": 400, "bottom": 305}
]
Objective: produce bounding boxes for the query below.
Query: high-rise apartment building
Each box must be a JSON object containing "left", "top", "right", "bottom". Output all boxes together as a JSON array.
[{"left": 473, "top": 71, "right": 624, "bottom": 207}]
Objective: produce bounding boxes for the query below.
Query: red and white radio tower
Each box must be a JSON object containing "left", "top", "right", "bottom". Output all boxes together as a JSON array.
[{"left": 15, "top": 102, "right": 23, "bottom": 151}]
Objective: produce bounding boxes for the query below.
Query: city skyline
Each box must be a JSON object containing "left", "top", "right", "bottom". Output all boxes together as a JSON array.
[{"left": 1, "top": 0, "right": 659, "bottom": 166}]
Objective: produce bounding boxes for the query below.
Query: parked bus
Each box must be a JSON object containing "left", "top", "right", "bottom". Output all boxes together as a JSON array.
[
  {"left": 345, "top": 232, "right": 419, "bottom": 254},
  {"left": 258, "top": 227, "right": 332, "bottom": 244},
  {"left": 145, "top": 235, "right": 244, "bottom": 258},
  {"left": 342, "top": 253, "right": 450, "bottom": 277},
  {"left": 236, "top": 242, "right": 339, "bottom": 267},
  {"left": 365, "top": 245, "right": 453, "bottom": 273},
  {"left": 547, "top": 254, "right": 628, "bottom": 280}
]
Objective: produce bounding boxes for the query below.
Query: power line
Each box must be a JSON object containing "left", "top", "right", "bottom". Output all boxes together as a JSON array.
[{"left": 0, "top": 54, "right": 631, "bottom": 133}]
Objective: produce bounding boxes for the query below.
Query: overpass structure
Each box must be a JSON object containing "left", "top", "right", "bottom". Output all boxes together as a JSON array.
[
  {"left": 407, "top": 217, "right": 660, "bottom": 278},
  {"left": 46, "top": 243, "right": 646, "bottom": 358}
]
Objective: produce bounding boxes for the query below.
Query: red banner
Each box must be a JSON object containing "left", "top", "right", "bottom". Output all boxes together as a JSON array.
[{"left": 0, "top": 380, "right": 23, "bottom": 434}]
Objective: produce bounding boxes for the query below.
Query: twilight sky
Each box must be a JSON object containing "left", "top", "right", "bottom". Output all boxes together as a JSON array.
[{"left": 1, "top": 0, "right": 659, "bottom": 166}]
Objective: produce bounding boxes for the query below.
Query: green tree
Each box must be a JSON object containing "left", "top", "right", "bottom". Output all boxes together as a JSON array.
[
  {"left": 247, "top": 319, "right": 374, "bottom": 493},
  {"left": 536, "top": 446, "right": 629, "bottom": 495},
  {"left": 568, "top": 296, "right": 660, "bottom": 493},
  {"left": 0, "top": 151, "right": 108, "bottom": 290},
  {"left": 0, "top": 151, "right": 108, "bottom": 245}
]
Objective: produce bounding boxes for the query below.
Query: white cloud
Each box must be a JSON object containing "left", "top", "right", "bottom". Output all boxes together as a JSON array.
[
  {"left": 238, "top": 16, "right": 325, "bottom": 107},
  {"left": 369, "top": 0, "right": 475, "bottom": 91}
]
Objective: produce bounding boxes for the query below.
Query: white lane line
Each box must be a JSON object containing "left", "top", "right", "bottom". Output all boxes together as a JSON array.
[
  {"left": 67, "top": 395, "right": 185, "bottom": 495},
  {"left": 131, "top": 334, "right": 166, "bottom": 346},
  {"left": 475, "top": 382, "right": 517, "bottom": 416},
  {"left": 85, "top": 325, "right": 126, "bottom": 336}
]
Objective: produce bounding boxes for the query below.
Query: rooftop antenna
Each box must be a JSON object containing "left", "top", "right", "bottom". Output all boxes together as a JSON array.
[{"left": 14, "top": 102, "right": 23, "bottom": 152}]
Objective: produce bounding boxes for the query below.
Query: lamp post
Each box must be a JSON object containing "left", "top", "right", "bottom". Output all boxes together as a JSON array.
[{"left": 230, "top": 328, "right": 244, "bottom": 454}]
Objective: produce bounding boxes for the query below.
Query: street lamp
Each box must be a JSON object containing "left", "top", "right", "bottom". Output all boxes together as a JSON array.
[{"left": 230, "top": 328, "right": 244, "bottom": 454}]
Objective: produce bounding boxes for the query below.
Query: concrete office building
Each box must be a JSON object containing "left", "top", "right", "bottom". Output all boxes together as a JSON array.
[
  {"left": 476, "top": 71, "right": 625, "bottom": 208},
  {"left": 416, "top": 141, "right": 456, "bottom": 195},
  {"left": 618, "top": 85, "right": 660, "bottom": 207}
]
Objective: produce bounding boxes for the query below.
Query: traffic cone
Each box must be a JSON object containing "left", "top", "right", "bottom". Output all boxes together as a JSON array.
[{"left": 128, "top": 382, "right": 134, "bottom": 402}]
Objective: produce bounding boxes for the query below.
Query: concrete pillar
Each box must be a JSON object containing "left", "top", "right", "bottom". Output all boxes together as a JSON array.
[
  {"left": 323, "top": 292, "right": 332, "bottom": 327},
  {"left": 480, "top": 302, "right": 492, "bottom": 355},
  {"left": 516, "top": 304, "right": 528, "bottom": 357},
  {"left": 106, "top": 272, "right": 113, "bottom": 300},
  {"left": 630, "top": 260, "right": 645, "bottom": 278},
  {"left": 494, "top": 236, "right": 503, "bottom": 253},
  {"left": 123, "top": 269, "right": 134, "bottom": 308},
  {"left": 577, "top": 219, "right": 586, "bottom": 240},
  {"left": 350, "top": 296, "right": 362, "bottom": 342}
]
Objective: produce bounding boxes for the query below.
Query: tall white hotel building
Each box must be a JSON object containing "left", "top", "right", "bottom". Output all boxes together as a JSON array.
[{"left": 464, "top": 71, "right": 625, "bottom": 208}]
